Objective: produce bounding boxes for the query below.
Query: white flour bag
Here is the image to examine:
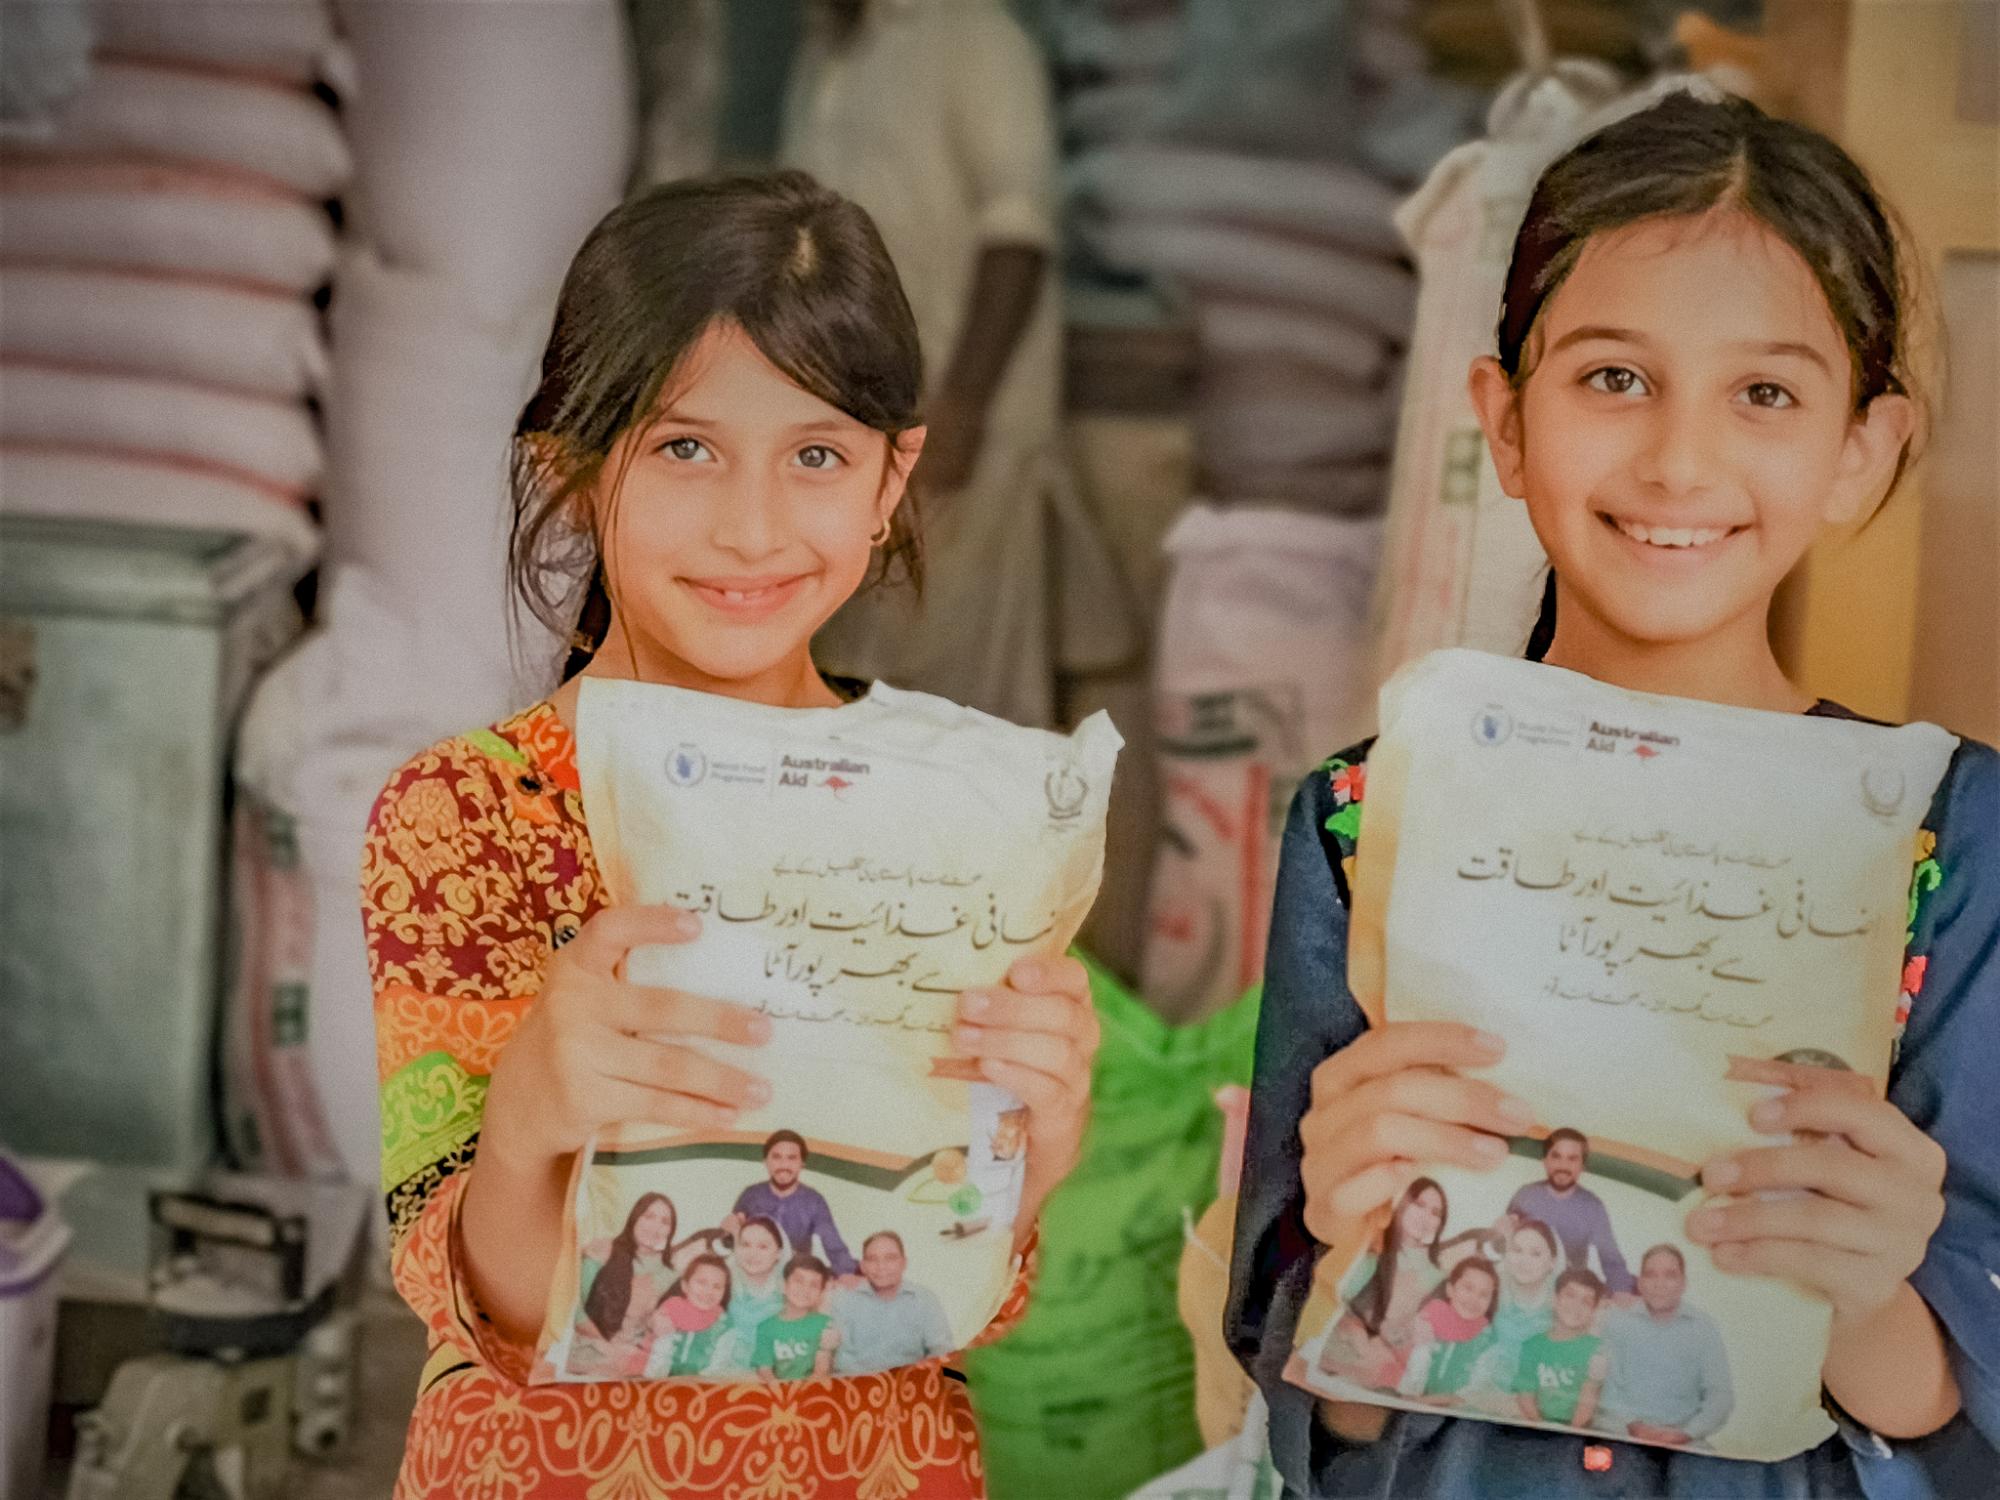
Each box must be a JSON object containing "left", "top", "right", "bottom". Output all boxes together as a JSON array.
[{"left": 533, "top": 680, "right": 1121, "bottom": 1383}]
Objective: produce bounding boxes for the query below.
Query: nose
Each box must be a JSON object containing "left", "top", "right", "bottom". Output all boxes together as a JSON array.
[
  {"left": 709, "top": 465, "right": 786, "bottom": 560},
  {"left": 1635, "top": 391, "right": 1715, "bottom": 499}
]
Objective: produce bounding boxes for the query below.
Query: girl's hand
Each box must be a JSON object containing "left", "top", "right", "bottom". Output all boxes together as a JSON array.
[
  {"left": 1686, "top": 1089, "right": 1947, "bottom": 1324},
  {"left": 481, "top": 905, "right": 773, "bottom": 1169},
  {"left": 953, "top": 955, "right": 1100, "bottom": 1223},
  {"left": 1298, "top": 1022, "right": 1530, "bottom": 1246},
  {"left": 820, "top": 1324, "right": 841, "bottom": 1352}
]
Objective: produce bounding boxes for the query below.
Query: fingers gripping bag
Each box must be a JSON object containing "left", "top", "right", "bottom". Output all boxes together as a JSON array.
[
  {"left": 533, "top": 679, "right": 1121, "bottom": 1383},
  {"left": 1286, "top": 649, "right": 1956, "bottom": 1461}
]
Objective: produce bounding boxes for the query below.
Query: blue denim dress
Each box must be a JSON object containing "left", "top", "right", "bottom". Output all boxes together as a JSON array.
[{"left": 1226, "top": 714, "right": 2000, "bottom": 1499}]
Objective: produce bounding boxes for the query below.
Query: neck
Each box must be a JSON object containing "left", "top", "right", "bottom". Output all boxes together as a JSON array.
[
  {"left": 1649, "top": 1304, "right": 1681, "bottom": 1322},
  {"left": 1543, "top": 583, "right": 1812, "bottom": 713},
  {"left": 1552, "top": 1324, "right": 1586, "bottom": 1340},
  {"left": 584, "top": 619, "right": 841, "bottom": 710},
  {"left": 872, "top": 1283, "right": 901, "bottom": 1300},
  {"left": 767, "top": 1181, "right": 798, "bottom": 1198},
  {"left": 1545, "top": 1182, "right": 1575, "bottom": 1197}
]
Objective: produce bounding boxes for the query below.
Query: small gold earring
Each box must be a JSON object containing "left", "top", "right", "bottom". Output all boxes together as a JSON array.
[{"left": 869, "top": 518, "right": 892, "bottom": 547}]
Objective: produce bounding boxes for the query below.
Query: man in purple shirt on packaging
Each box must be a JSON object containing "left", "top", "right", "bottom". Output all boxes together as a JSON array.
[
  {"left": 722, "top": 1130, "right": 860, "bottom": 1283},
  {"left": 1501, "top": 1128, "right": 1635, "bottom": 1297}
]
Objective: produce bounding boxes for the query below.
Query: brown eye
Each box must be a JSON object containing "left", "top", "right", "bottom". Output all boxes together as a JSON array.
[
  {"left": 1742, "top": 382, "right": 1796, "bottom": 410},
  {"left": 1584, "top": 366, "right": 1646, "bottom": 396},
  {"left": 796, "top": 445, "right": 843, "bottom": 470},
  {"left": 662, "top": 437, "right": 711, "bottom": 461}
]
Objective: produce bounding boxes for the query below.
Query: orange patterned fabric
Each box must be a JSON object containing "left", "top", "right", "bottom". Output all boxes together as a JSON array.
[{"left": 365, "top": 703, "right": 1035, "bottom": 1498}]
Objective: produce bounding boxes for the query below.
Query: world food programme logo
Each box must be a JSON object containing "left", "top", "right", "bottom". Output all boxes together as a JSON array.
[
  {"left": 1860, "top": 764, "right": 1906, "bottom": 819},
  {"left": 1471, "top": 705, "right": 1514, "bottom": 747},
  {"left": 1045, "top": 764, "right": 1088, "bottom": 822},
  {"left": 665, "top": 744, "right": 708, "bottom": 787}
]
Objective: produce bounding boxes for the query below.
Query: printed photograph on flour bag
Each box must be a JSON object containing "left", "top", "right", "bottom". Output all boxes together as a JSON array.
[
  {"left": 531, "top": 678, "right": 1120, "bottom": 1384},
  {"left": 1285, "top": 649, "right": 1956, "bottom": 1462}
]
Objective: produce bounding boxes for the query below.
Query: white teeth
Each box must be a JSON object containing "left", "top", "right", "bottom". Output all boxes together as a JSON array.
[{"left": 1614, "top": 518, "right": 1730, "bottom": 549}]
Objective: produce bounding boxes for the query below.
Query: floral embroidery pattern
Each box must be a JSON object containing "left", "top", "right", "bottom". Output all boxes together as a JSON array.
[
  {"left": 363, "top": 703, "right": 1031, "bottom": 1497},
  {"left": 1322, "top": 757, "right": 1365, "bottom": 845},
  {"left": 1895, "top": 829, "right": 1944, "bottom": 1042}
]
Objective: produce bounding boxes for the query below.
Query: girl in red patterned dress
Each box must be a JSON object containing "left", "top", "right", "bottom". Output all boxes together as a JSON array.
[{"left": 364, "top": 171, "right": 1101, "bottom": 1498}]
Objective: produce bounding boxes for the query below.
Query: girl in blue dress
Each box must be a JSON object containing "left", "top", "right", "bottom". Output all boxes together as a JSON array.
[{"left": 1228, "top": 91, "right": 1997, "bottom": 1499}]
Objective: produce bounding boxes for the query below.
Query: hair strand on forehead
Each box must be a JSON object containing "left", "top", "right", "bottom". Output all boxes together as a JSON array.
[
  {"left": 506, "top": 170, "right": 927, "bottom": 683},
  {"left": 1495, "top": 90, "right": 1926, "bottom": 518}
]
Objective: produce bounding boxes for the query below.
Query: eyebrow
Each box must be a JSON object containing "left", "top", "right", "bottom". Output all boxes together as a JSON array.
[
  {"left": 652, "top": 408, "right": 856, "bottom": 438},
  {"left": 1545, "top": 325, "right": 1833, "bottom": 374}
]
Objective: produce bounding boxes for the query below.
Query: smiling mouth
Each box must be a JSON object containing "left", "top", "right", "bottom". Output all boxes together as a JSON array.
[{"left": 1601, "top": 514, "right": 1744, "bottom": 550}]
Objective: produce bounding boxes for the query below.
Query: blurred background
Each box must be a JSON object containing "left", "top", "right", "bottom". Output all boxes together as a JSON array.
[{"left": 0, "top": 1, "right": 1992, "bottom": 1497}]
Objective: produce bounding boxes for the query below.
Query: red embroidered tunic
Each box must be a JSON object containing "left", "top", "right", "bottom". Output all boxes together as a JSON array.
[{"left": 366, "top": 703, "right": 1032, "bottom": 1498}]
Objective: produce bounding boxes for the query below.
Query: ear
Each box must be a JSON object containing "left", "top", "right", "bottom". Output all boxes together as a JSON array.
[
  {"left": 1823, "top": 393, "right": 1915, "bottom": 527},
  {"left": 1467, "top": 356, "right": 1528, "bottom": 498},
  {"left": 876, "top": 424, "right": 927, "bottom": 525}
]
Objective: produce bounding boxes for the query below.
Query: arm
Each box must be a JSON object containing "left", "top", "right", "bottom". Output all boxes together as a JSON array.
[
  {"left": 1224, "top": 781, "right": 1384, "bottom": 1455},
  {"left": 810, "top": 1194, "right": 858, "bottom": 1278},
  {"left": 1588, "top": 1199, "right": 1635, "bottom": 1296},
  {"left": 1517, "top": 1393, "right": 1542, "bottom": 1422},
  {"left": 366, "top": 749, "right": 551, "bottom": 1376},
  {"left": 1687, "top": 748, "right": 2000, "bottom": 1450},
  {"left": 1575, "top": 1352, "right": 1608, "bottom": 1428},
  {"left": 918, "top": 12, "right": 1057, "bottom": 495},
  {"left": 922, "top": 1288, "right": 955, "bottom": 1358},
  {"left": 367, "top": 745, "right": 772, "bottom": 1359},
  {"left": 1681, "top": 1319, "right": 1735, "bottom": 1442},
  {"left": 1823, "top": 1285, "right": 1953, "bottom": 1440}
]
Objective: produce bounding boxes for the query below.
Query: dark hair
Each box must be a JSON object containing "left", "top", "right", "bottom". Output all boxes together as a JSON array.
[
  {"left": 670, "top": 1252, "right": 734, "bottom": 1312},
  {"left": 1501, "top": 91, "right": 1925, "bottom": 659},
  {"left": 765, "top": 1129, "right": 809, "bottom": 1162},
  {"left": 1352, "top": 1177, "right": 1447, "bottom": 1337},
  {"left": 1432, "top": 1255, "right": 1501, "bottom": 1320},
  {"left": 1543, "top": 1127, "right": 1589, "bottom": 1162},
  {"left": 1640, "top": 1243, "right": 1688, "bottom": 1275},
  {"left": 509, "top": 170, "right": 925, "bottom": 680},
  {"left": 1556, "top": 1267, "right": 1606, "bottom": 1301},
  {"left": 784, "top": 1253, "right": 830, "bottom": 1287},
  {"left": 585, "top": 1192, "right": 676, "bottom": 1340},
  {"left": 1510, "top": 1218, "right": 1560, "bottom": 1262},
  {"left": 861, "top": 1230, "right": 905, "bottom": 1258},
  {"left": 737, "top": 1215, "right": 785, "bottom": 1252}
]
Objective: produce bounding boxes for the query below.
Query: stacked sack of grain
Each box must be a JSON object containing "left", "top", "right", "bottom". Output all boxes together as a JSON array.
[
  {"left": 0, "top": 5, "right": 345, "bottom": 564},
  {"left": 233, "top": 0, "right": 636, "bottom": 1189},
  {"left": 0, "top": 2, "right": 350, "bottom": 1176},
  {"left": 1062, "top": 0, "right": 1485, "bottom": 519}
]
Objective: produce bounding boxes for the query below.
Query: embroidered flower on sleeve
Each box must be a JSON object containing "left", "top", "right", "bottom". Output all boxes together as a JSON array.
[
  {"left": 1894, "top": 829, "right": 1943, "bottom": 1049},
  {"left": 1323, "top": 758, "right": 1365, "bottom": 845}
]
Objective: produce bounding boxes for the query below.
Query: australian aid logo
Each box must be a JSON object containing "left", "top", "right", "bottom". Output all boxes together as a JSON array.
[
  {"left": 777, "top": 752, "right": 871, "bottom": 796},
  {"left": 1584, "top": 718, "right": 1680, "bottom": 762}
]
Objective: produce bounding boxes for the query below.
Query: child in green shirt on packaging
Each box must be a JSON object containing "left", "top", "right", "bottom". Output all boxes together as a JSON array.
[
  {"left": 753, "top": 1255, "right": 840, "bottom": 1382},
  {"left": 1514, "top": 1269, "right": 1609, "bottom": 1426}
]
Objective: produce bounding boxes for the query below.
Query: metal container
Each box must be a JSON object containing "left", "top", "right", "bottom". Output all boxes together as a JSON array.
[{"left": 0, "top": 516, "right": 304, "bottom": 1172}]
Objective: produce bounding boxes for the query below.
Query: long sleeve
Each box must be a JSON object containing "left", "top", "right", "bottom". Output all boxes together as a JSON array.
[
  {"left": 811, "top": 1191, "right": 858, "bottom": 1277},
  {"left": 365, "top": 738, "right": 542, "bottom": 1382},
  {"left": 922, "top": 1288, "right": 955, "bottom": 1359},
  {"left": 1226, "top": 762, "right": 1381, "bottom": 1492},
  {"left": 1585, "top": 1198, "right": 1635, "bottom": 1296},
  {"left": 1863, "top": 740, "right": 2000, "bottom": 1486},
  {"left": 1685, "top": 1320, "right": 1735, "bottom": 1442}
]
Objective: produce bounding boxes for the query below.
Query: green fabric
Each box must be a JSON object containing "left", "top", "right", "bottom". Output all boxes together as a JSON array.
[
  {"left": 966, "top": 951, "right": 1261, "bottom": 1500},
  {"left": 666, "top": 1315, "right": 730, "bottom": 1376},
  {"left": 753, "top": 1312, "right": 829, "bottom": 1379},
  {"left": 1424, "top": 1326, "right": 1496, "bottom": 1397},
  {"left": 1513, "top": 1331, "right": 1603, "bottom": 1423}
]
